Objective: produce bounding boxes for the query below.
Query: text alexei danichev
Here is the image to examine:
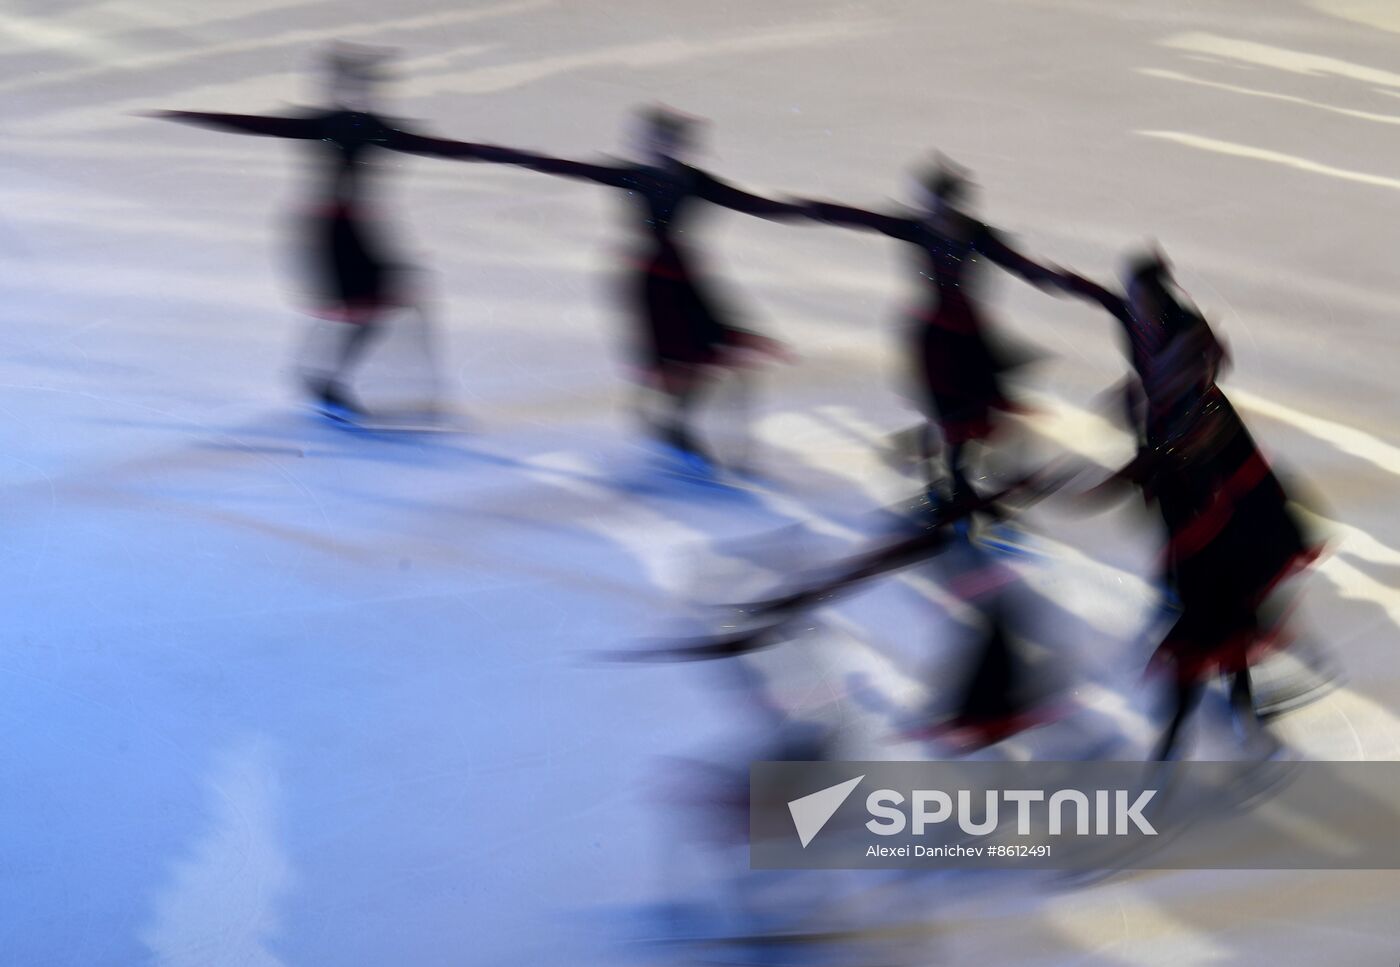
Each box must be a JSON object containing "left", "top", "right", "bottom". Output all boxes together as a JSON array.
[{"left": 868, "top": 845, "right": 987, "bottom": 857}]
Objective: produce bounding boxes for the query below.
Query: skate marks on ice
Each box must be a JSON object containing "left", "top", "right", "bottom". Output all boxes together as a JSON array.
[
  {"left": 1139, "top": 29, "right": 1400, "bottom": 190},
  {"left": 398, "top": 13, "right": 884, "bottom": 99},
  {"left": 12, "top": 3, "right": 879, "bottom": 139},
  {"left": 1138, "top": 130, "right": 1400, "bottom": 194},
  {"left": 1158, "top": 31, "right": 1400, "bottom": 88},
  {"left": 0, "top": 0, "right": 549, "bottom": 98},
  {"left": 1137, "top": 69, "right": 1400, "bottom": 128}
]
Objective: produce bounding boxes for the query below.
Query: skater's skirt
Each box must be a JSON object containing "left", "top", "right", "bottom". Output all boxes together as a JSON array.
[
  {"left": 911, "top": 296, "right": 1025, "bottom": 444},
  {"left": 1152, "top": 610, "right": 1286, "bottom": 684},
  {"left": 1151, "top": 400, "right": 1320, "bottom": 683},
  {"left": 301, "top": 204, "right": 409, "bottom": 321},
  {"left": 1153, "top": 536, "right": 1318, "bottom": 684},
  {"left": 626, "top": 244, "right": 739, "bottom": 369}
]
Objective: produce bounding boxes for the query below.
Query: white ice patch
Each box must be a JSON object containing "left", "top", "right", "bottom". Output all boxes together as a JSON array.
[{"left": 140, "top": 734, "right": 292, "bottom": 967}]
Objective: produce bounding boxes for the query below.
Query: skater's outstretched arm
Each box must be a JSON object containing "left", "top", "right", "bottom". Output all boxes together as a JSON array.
[
  {"left": 694, "top": 171, "right": 810, "bottom": 220},
  {"left": 385, "top": 130, "right": 527, "bottom": 162},
  {"left": 1053, "top": 271, "right": 1133, "bottom": 324},
  {"left": 802, "top": 200, "right": 918, "bottom": 240},
  {"left": 975, "top": 226, "right": 1062, "bottom": 288},
  {"left": 146, "top": 110, "right": 320, "bottom": 139},
  {"left": 462, "top": 145, "right": 635, "bottom": 187}
]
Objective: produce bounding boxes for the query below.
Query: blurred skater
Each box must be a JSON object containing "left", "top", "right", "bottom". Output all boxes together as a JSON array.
[
  {"left": 1058, "top": 251, "right": 1319, "bottom": 760},
  {"left": 464, "top": 107, "right": 804, "bottom": 471},
  {"left": 798, "top": 159, "right": 1060, "bottom": 504},
  {"left": 149, "top": 43, "right": 509, "bottom": 418}
]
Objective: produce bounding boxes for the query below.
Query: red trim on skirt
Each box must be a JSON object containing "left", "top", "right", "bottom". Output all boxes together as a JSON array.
[
  {"left": 1150, "top": 543, "right": 1321, "bottom": 684},
  {"left": 1165, "top": 450, "right": 1272, "bottom": 562},
  {"left": 307, "top": 299, "right": 398, "bottom": 324}
]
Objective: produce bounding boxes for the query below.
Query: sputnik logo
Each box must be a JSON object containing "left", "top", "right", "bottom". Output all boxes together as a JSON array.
[{"left": 788, "top": 775, "right": 864, "bottom": 848}]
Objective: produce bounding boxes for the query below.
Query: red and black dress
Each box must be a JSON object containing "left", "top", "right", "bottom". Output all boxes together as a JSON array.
[
  {"left": 807, "top": 204, "right": 1055, "bottom": 444},
  {"left": 1063, "top": 274, "right": 1318, "bottom": 683},
  {"left": 155, "top": 109, "right": 501, "bottom": 321},
  {"left": 474, "top": 150, "right": 803, "bottom": 386}
]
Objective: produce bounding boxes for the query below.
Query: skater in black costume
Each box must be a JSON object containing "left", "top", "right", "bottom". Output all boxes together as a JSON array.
[
  {"left": 1057, "top": 251, "right": 1318, "bottom": 760},
  {"left": 796, "top": 159, "right": 1061, "bottom": 505},
  {"left": 462, "top": 107, "right": 805, "bottom": 468},
  {"left": 149, "top": 43, "right": 512, "bottom": 416}
]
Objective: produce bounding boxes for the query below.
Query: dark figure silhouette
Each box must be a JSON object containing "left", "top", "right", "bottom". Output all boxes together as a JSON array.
[
  {"left": 800, "top": 160, "right": 1059, "bottom": 501},
  {"left": 467, "top": 107, "right": 805, "bottom": 467},
  {"left": 1060, "top": 252, "right": 1317, "bottom": 760},
  {"left": 150, "top": 44, "right": 511, "bottom": 415}
]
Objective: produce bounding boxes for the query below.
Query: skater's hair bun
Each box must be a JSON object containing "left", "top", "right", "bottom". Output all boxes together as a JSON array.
[
  {"left": 638, "top": 105, "right": 700, "bottom": 144},
  {"left": 918, "top": 154, "right": 972, "bottom": 204},
  {"left": 1125, "top": 247, "right": 1170, "bottom": 287}
]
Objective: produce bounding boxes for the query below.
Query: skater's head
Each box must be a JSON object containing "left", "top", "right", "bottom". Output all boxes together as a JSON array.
[
  {"left": 915, "top": 155, "right": 974, "bottom": 215},
  {"left": 1123, "top": 246, "right": 1196, "bottom": 328},
  {"left": 325, "top": 42, "right": 392, "bottom": 111},
  {"left": 633, "top": 105, "right": 701, "bottom": 164}
]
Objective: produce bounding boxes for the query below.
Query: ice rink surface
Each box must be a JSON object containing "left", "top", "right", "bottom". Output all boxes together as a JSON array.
[{"left": 2, "top": 0, "right": 1400, "bottom": 963}]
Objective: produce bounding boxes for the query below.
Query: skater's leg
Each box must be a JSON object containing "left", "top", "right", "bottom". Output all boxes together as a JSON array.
[
  {"left": 660, "top": 370, "right": 713, "bottom": 462},
  {"left": 1151, "top": 677, "right": 1204, "bottom": 761},
  {"left": 1228, "top": 665, "right": 1280, "bottom": 755},
  {"left": 948, "top": 439, "right": 973, "bottom": 503},
  {"left": 309, "top": 308, "right": 386, "bottom": 413},
  {"left": 332, "top": 316, "right": 382, "bottom": 381},
  {"left": 1229, "top": 666, "right": 1254, "bottom": 720}
]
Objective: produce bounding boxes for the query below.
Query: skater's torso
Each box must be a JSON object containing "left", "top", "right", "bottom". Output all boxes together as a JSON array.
[
  {"left": 1107, "top": 297, "right": 1305, "bottom": 587},
  {"left": 1122, "top": 304, "right": 1218, "bottom": 446},
  {"left": 300, "top": 109, "right": 406, "bottom": 206},
  {"left": 612, "top": 162, "right": 726, "bottom": 253},
  {"left": 1060, "top": 276, "right": 1216, "bottom": 440},
  {"left": 911, "top": 219, "right": 994, "bottom": 310},
  {"left": 886, "top": 213, "right": 1033, "bottom": 317}
]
